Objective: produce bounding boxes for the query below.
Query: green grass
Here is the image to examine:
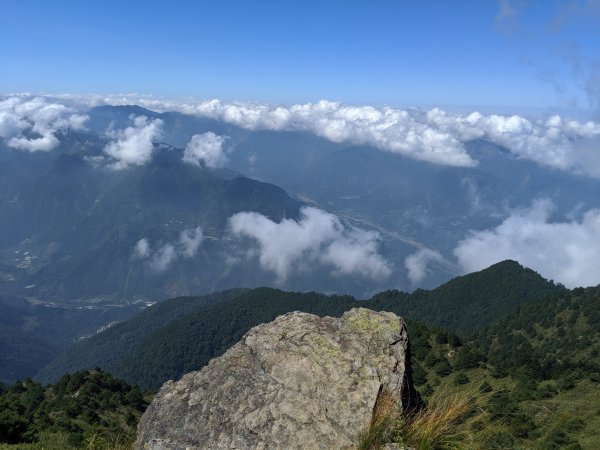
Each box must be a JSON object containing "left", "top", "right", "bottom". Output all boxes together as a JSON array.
[
  {"left": 414, "top": 368, "right": 599, "bottom": 449},
  {"left": 0, "top": 431, "right": 133, "bottom": 450},
  {"left": 530, "top": 380, "right": 600, "bottom": 449}
]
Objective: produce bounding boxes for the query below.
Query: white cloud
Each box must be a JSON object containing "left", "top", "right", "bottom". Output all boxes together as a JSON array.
[
  {"left": 181, "top": 100, "right": 476, "bottom": 167},
  {"left": 9, "top": 133, "right": 60, "bottom": 152},
  {"left": 228, "top": 206, "right": 391, "bottom": 282},
  {"left": 453, "top": 199, "right": 600, "bottom": 288},
  {"left": 103, "top": 115, "right": 163, "bottom": 169},
  {"left": 183, "top": 132, "right": 228, "bottom": 168},
  {"left": 178, "top": 227, "right": 204, "bottom": 257},
  {"left": 133, "top": 226, "right": 204, "bottom": 272},
  {"left": 149, "top": 243, "right": 177, "bottom": 272},
  {"left": 8, "top": 94, "right": 600, "bottom": 176},
  {"left": 404, "top": 249, "right": 446, "bottom": 284},
  {"left": 426, "top": 108, "right": 600, "bottom": 177},
  {"left": 87, "top": 95, "right": 600, "bottom": 175},
  {"left": 0, "top": 96, "right": 88, "bottom": 152},
  {"left": 133, "top": 238, "right": 151, "bottom": 259}
]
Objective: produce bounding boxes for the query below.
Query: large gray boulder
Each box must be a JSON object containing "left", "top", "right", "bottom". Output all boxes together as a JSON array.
[{"left": 135, "top": 308, "right": 413, "bottom": 450}]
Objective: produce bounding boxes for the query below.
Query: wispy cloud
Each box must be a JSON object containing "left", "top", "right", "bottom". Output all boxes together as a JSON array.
[
  {"left": 495, "top": 0, "right": 518, "bottom": 27},
  {"left": 494, "top": 0, "right": 600, "bottom": 111},
  {"left": 404, "top": 249, "right": 446, "bottom": 285},
  {"left": 228, "top": 206, "right": 391, "bottom": 282},
  {"left": 148, "top": 244, "right": 177, "bottom": 273},
  {"left": 133, "top": 227, "right": 203, "bottom": 272},
  {"left": 178, "top": 227, "right": 204, "bottom": 257},
  {"left": 133, "top": 238, "right": 151, "bottom": 259},
  {"left": 453, "top": 199, "right": 600, "bottom": 288}
]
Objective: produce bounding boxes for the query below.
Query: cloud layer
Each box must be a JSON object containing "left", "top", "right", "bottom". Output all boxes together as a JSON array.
[
  {"left": 453, "top": 199, "right": 600, "bottom": 288},
  {"left": 104, "top": 115, "right": 163, "bottom": 169},
  {"left": 0, "top": 96, "right": 88, "bottom": 152},
  {"left": 183, "top": 132, "right": 228, "bottom": 168},
  {"left": 133, "top": 227, "right": 203, "bottom": 272},
  {"left": 426, "top": 108, "right": 600, "bottom": 176},
  {"left": 4, "top": 94, "right": 600, "bottom": 177},
  {"left": 75, "top": 94, "right": 600, "bottom": 175},
  {"left": 228, "top": 206, "right": 391, "bottom": 282}
]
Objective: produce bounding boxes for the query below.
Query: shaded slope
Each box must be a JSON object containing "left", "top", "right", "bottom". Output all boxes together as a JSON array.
[
  {"left": 0, "top": 295, "right": 145, "bottom": 384},
  {"left": 36, "top": 290, "right": 245, "bottom": 384},
  {"left": 113, "top": 289, "right": 357, "bottom": 389},
  {"left": 0, "top": 139, "right": 302, "bottom": 300}
]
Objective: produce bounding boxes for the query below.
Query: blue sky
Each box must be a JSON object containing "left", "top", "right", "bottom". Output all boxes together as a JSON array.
[{"left": 1, "top": 0, "right": 599, "bottom": 114}]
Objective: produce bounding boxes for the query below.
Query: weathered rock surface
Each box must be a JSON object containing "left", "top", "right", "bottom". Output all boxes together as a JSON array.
[{"left": 135, "top": 308, "right": 412, "bottom": 450}]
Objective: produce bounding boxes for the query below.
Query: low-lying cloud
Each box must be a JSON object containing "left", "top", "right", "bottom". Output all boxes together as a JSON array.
[
  {"left": 0, "top": 96, "right": 88, "bottom": 152},
  {"left": 133, "top": 227, "right": 203, "bottom": 272},
  {"left": 228, "top": 206, "right": 392, "bottom": 282},
  {"left": 104, "top": 115, "right": 163, "bottom": 169},
  {"left": 183, "top": 132, "right": 228, "bottom": 168},
  {"left": 453, "top": 199, "right": 600, "bottom": 288},
  {"left": 404, "top": 248, "right": 446, "bottom": 284}
]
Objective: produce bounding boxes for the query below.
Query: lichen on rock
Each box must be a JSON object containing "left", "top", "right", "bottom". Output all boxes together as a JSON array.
[{"left": 135, "top": 307, "right": 413, "bottom": 450}]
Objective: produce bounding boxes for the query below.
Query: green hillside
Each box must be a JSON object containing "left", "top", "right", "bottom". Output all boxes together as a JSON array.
[
  {"left": 0, "top": 370, "right": 148, "bottom": 449},
  {"left": 112, "top": 288, "right": 358, "bottom": 389},
  {"left": 401, "top": 285, "right": 600, "bottom": 449},
  {"left": 39, "top": 261, "right": 562, "bottom": 389},
  {"left": 369, "top": 259, "right": 565, "bottom": 332}
]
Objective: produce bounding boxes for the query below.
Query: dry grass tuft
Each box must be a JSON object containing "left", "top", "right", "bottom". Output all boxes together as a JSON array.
[
  {"left": 357, "top": 388, "right": 475, "bottom": 450},
  {"left": 398, "top": 389, "right": 474, "bottom": 450},
  {"left": 357, "top": 389, "right": 401, "bottom": 450}
]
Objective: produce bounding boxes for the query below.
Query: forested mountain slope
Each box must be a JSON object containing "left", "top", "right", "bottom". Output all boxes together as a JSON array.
[
  {"left": 411, "top": 285, "right": 600, "bottom": 449},
  {"left": 369, "top": 259, "right": 565, "bottom": 332},
  {"left": 0, "top": 370, "right": 148, "bottom": 448},
  {"left": 39, "top": 261, "right": 563, "bottom": 389},
  {"left": 33, "top": 290, "right": 245, "bottom": 384},
  {"left": 0, "top": 295, "right": 145, "bottom": 384},
  {"left": 0, "top": 135, "right": 302, "bottom": 301}
]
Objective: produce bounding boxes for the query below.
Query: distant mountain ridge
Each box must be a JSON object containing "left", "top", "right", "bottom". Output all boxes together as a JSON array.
[{"left": 0, "top": 132, "right": 303, "bottom": 302}]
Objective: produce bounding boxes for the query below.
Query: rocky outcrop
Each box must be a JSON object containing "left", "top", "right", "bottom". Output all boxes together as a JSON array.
[{"left": 135, "top": 308, "right": 413, "bottom": 450}]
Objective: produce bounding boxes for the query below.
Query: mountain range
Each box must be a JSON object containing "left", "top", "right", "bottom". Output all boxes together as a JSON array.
[
  {"left": 2, "top": 101, "right": 599, "bottom": 391},
  {"left": 2, "top": 103, "right": 599, "bottom": 309}
]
